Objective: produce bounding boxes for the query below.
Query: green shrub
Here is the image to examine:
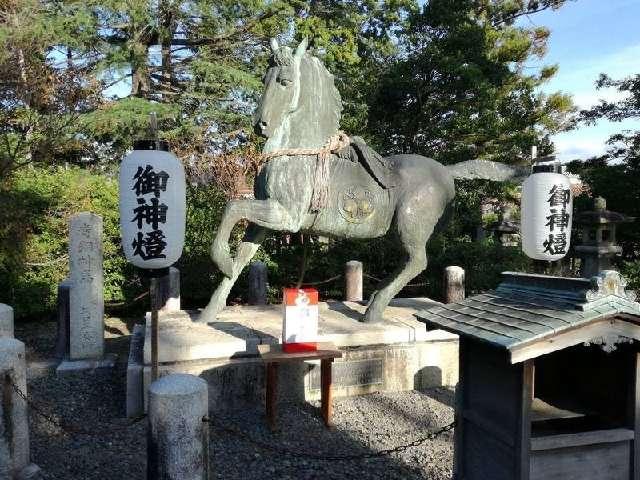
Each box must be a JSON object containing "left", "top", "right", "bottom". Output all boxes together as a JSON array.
[{"left": 0, "top": 166, "right": 137, "bottom": 319}]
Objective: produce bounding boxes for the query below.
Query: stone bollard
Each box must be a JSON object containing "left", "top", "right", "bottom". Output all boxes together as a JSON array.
[
  {"left": 247, "top": 261, "right": 268, "bottom": 306},
  {"left": 158, "top": 267, "right": 181, "bottom": 313},
  {"left": 0, "top": 338, "right": 39, "bottom": 479},
  {"left": 0, "top": 303, "right": 14, "bottom": 338},
  {"left": 55, "top": 280, "right": 71, "bottom": 359},
  {"left": 148, "top": 374, "right": 209, "bottom": 480},
  {"left": 443, "top": 266, "right": 465, "bottom": 304},
  {"left": 344, "top": 261, "right": 363, "bottom": 302}
]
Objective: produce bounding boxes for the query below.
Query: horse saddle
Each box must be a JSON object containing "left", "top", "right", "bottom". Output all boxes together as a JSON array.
[{"left": 337, "top": 136, "right": 396, "bottom": 189}]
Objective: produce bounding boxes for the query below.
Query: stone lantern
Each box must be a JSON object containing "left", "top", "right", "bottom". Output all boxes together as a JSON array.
[
  {"left": 487, "top": 203, "right": 520, "bottom": 247},
  {"left": 574, "top": 196, "right": 634, "bottom": 278}
]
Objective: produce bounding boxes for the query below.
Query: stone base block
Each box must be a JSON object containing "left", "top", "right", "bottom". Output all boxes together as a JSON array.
[
  {"left": 56, "top": 354, "right": 117, "bottom": 376},
  {"left": 127, "top": 298, "right": 458, "bottom": 417}
]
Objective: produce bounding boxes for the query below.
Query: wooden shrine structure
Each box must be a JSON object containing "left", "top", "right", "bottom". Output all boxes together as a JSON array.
[{"left": 416, "top": 270, "right": 640, "bottom": 480}]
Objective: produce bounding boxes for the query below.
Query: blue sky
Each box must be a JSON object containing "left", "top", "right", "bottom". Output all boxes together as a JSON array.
[{"left": 524, "top": 0, "right": 640, "bottom": 161}]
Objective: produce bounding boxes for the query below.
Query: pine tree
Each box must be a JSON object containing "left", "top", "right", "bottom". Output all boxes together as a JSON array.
[{"left": 367, "top": 0, "right": 575, "bottom": 165}]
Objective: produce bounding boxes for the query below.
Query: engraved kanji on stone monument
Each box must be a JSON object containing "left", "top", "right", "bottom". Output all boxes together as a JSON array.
[{"left": 69, "top": 212, "right": 104, "bottom": 360}]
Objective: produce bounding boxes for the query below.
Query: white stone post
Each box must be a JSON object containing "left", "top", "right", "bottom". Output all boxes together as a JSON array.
[
  {"left": 248, "top": 261, "right": 268, "bottom": 306},
  {"left": 344, "top": 261, "right": 363, "bottom": 302},
  {"left": 159, "top": 267, "right": 181, "bottom": 313},
  {"left": 68, "top": 212, "right": 104, "bottom": 360},
  {"left": 0, "top": 338, "right": 35, "bottom": 478},
  {"left": 444, "top": 266, "right": 465, "bottom": 304},
  {"left": 0, "top": 304, "right": 14, "bottom": 338},
  {"left": 148, "top": 374, "right": 209, "bottom": 480}
]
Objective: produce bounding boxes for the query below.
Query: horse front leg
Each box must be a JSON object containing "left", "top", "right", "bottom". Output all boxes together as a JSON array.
[
  {"left": 200, "top": 224, "right": 266, "bottom": 323},
  {"left": 211, "top": 198, "right": 295, "bottom": 278}
]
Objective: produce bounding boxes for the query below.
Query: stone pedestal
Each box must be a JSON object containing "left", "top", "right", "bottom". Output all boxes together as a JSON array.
[
  {"left": 126, "top": 298, "right": 458, "bottom": 417},
  {"left": 68, "top": 212, "right": 104, "bottom": 360},
  {"left": 148, "top": 374, "right": 209, "bottom": 480},
  {"left": 0, "top": 303, "right": 14, "bottom": 338}
]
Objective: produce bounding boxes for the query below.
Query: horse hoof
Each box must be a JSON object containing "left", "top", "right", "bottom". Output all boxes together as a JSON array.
[
  {"left": 198, "top": 306, "right": 215, "bottom": 324},
  {"left": 362, "top": 308, "right": 384, "bottom": 324}
]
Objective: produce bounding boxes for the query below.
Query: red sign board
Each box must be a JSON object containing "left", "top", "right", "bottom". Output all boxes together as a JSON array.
[{"left": 282, "top": 288, "right": 319, "bottom": 353}]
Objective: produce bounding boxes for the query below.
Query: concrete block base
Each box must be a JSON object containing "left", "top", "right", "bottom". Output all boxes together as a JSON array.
[
  {"left": 56, "top": 354, "right": 117, "bottom": 376},
  {"left": 127, "top": 298, "right": 458, "bottom": 417}
]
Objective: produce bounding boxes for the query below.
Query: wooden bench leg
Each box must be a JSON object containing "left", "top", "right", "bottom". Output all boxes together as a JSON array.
[
  {"left": 321, "top": 359, "right": 333, "bottom": 428},
  {"left": 266, "top": 362, "right": 278, "bottom": 431}
]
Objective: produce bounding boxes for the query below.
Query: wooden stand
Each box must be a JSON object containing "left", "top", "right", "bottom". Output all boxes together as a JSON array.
[{"left": 258, "top": 343, "right": 342, "bottom": 431}]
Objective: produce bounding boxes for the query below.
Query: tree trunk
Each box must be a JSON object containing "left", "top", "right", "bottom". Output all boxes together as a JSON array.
[{"left": 160, "top": 2, "right": 173, "bottom": 81}]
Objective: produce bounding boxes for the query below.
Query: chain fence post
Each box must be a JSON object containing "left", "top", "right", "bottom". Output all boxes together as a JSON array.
[
  {"left": 0, "top": 338, "right": 41, "bottom": 479},
  {"left": 148, "top": 374, "right": 209, "bottom": 480}
]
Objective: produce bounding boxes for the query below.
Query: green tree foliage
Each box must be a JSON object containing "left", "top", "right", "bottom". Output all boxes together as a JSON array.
[
  {"left": 570, "top": 73, "right": 640, "bottom": 287},
  {"left": 368, "top": 0, "right": 574, "bottom": 165},
  {"left": 0, "top": 167, "right": 134, "bottom": 317},
  {"left": 0, "top": 0, "right": 99, "bottom": 181},
  {"left": 36, "top": 0, "right": 418, "bottom": 176}
]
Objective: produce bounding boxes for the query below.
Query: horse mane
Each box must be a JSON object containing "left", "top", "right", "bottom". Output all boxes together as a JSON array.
[{"left": 292, "top": 53, "right": 343, "bottom": 148}]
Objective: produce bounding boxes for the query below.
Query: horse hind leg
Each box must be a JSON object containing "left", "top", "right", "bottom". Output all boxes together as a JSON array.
[
  {"left": 199, "top": 224, "right": 266, "bottom": 323},
  {"left": 362, "top": 202, "right": 438, "bottom": 324}
]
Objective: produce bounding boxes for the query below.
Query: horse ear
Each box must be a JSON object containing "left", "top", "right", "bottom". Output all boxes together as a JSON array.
[
  {"left": 294, "top": 37, "right": 309, "bottom": 59},
  {"left": 270, "top": 38, "right": 279, "bottom": 53}
]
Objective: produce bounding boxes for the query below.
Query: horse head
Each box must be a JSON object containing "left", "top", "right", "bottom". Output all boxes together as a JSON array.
[{"left": 254, "top": 38, "right": 342, "bottom": 150}]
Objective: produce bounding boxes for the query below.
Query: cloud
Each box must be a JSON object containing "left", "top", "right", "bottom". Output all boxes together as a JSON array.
[
  {"left": 541, "top": 43, "right": 640, "bottom": 160},
  {"left": 552, "top": 134, "right": 607, "bottom": 161},
  {"left": 544, "top": 43, "right": 640, "bottom": 108}
]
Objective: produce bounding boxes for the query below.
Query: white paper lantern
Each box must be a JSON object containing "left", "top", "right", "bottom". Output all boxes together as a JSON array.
[
  {"left": 119, "top": 142, "right": 186, "bottom": 269},
  {"left": 521, "top": 171, "right": 573, "bottom": 261}
]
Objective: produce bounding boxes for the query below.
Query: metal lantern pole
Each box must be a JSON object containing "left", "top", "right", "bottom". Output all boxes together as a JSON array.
[
  {"left": 119, "top": 112, "right": 186, "bottom": 385},
  {"left": 147, "top": 269, "right": 168, "bottom": 382}
]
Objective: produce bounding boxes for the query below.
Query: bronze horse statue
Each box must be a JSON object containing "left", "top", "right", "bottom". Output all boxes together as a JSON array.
[{"left": 200, "top": 38, "right": 525, "bottom": 323}]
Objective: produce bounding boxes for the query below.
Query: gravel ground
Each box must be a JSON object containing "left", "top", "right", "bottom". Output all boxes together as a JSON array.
[{"left": 16, "top": 319, "right": 455, "bottom": 480}]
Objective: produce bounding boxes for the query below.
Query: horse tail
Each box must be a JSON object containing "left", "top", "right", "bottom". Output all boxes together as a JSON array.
[{"left": 447, "top": 160, "right": 529, "bottom": 182}]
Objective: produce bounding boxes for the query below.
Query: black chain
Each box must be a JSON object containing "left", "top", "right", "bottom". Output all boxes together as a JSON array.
[
  {"left": 205, "top": 416, "right": 455, "bottom": 461},
  {"left": 8, "top": 377, "right": 146, "bottom": 437}
]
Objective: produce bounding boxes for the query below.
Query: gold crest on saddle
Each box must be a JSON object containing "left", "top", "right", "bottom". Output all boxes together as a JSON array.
[{"left": 338, "top": 186, "right": 376, "bottom": 224}]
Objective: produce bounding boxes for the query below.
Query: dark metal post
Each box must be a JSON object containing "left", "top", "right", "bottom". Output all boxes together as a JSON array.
[{"left": 150, "top": 276, "right": 160, "bottom": 382}]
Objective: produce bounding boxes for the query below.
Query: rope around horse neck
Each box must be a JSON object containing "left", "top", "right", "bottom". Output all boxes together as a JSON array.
[{"left": 259, "top": 131, "right": 351, "bottom": 211}]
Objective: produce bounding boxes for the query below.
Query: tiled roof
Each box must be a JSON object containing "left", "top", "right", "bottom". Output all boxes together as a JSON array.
[{"left": 416, "top": 270, "right": 640, "bottom": 353}]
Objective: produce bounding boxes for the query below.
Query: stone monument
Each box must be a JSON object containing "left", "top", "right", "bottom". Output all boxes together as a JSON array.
[
  {"left": 200, "top": 37, "right": 528, "bottom": 324},
  {"left": 69, "top": 212, "right": 104, "bottom": 359},
  {"left": 58, "top": 212, "right": 114, "bottom": 373}
]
